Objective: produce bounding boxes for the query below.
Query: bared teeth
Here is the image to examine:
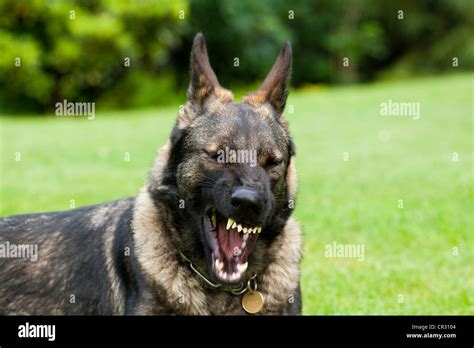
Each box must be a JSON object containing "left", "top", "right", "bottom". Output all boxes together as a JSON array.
[
  {"left": 214, "top": 259, "right": 224, "bottom": 272},
  {"left": 237, "top": 262, "right": 248, "bottom": 274},
  {"left": 216, "top": 261, "right": 249, "bottom": 282},
  {"left": 224, "top": 218, "right": 262, "bottom": 235},
  {"left": 226, "top": 218, "right": 234, "bottom": 230},
  {"left": 211, "top": 209, "right": 217, "bottom": 227}
]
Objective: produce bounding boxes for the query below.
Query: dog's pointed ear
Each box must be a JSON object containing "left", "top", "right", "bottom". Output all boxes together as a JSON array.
[
  {"left": 187, "top": 33, "right": 233, "bottom": 105},
  {"left": 172, "top": 34, "right": 233, "bottom": 146},
  {"left": 243, "top": 42, "right": 292, "bottom": 115}
]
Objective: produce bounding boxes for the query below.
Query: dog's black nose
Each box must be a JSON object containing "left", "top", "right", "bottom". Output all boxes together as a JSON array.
[{"left": 231, "top": 187, "right": 263, "bottom": 216}]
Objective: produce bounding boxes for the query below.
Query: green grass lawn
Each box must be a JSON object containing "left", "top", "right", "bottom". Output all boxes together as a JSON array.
[{"left": 1, "top": 73, "right": 473, "bottom": 314}]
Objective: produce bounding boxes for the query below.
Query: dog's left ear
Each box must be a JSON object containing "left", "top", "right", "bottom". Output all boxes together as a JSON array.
[{"left": 243, "top": 42, "right": 292, "bottom": 115}]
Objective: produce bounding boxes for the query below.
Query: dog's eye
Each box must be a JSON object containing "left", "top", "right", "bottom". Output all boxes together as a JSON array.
[
  {"left": 209, "top": 153, "right": 220, "bottom": 161},
  {"left": 265, "top": 157, "right": 283, "bottom": 170},
  {"left": 204, "top": 150, "right": 220, "bottom": 162}
]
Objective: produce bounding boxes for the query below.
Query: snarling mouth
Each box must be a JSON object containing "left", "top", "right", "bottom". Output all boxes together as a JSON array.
[{"left": 205, "top": 208, "right": 262, "bottom": 284}]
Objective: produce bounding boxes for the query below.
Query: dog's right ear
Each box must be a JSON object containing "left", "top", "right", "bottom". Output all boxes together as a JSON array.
[
  {"left": 187, "top": 33, "right": 233, "bottom": 106},
  {"left": 172, "top": 33, "right": 233, "bottom": 143}
]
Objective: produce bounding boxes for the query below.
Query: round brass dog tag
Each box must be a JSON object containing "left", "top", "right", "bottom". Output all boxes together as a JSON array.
[{"left": 242, "top": 291, "right": 264, "bottom": 314}]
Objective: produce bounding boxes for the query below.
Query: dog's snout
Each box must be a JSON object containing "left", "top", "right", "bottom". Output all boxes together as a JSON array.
[{"left": 231, "top": 187, "right": 263, "bottom": 215}]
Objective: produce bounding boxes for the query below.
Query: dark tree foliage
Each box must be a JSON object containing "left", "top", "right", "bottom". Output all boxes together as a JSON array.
[{"left": 0, "top": 0, "right": 472, "bottom": 113}]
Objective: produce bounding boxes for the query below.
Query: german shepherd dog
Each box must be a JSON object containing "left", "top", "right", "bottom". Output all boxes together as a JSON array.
[{"left": 0, "top": 33, "right": 302, "bottom": 315}]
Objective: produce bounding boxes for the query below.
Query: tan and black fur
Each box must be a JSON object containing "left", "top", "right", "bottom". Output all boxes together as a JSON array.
[{"left": 0, "top": 33, "right": 302, "bottom": 315}]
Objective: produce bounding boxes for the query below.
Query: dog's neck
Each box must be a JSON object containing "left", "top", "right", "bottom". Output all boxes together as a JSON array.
[{"left": 132, "top": 186, "right": 301, "bottom": 314}]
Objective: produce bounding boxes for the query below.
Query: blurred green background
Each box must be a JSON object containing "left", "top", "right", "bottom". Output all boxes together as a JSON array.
[
  {"left": 0, "top": 0, "right": 473, "bottom": 113},
  {"left": 0, "top": 0, "right": 473, "bottom": 314}
]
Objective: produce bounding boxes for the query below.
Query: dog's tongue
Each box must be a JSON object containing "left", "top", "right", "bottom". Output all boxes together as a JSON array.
[{"left": 217, "top": 219, "right": 243, "bottom": 261}]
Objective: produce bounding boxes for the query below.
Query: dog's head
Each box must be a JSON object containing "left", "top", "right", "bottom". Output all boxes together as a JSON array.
[{"left": 154, "top": 33, "right": 296, "bottom": 285}]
